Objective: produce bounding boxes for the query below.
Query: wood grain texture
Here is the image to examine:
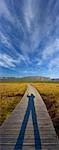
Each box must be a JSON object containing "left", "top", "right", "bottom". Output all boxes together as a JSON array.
[{"left": 0, "top": 85, "right": 59, "bottom": 150}]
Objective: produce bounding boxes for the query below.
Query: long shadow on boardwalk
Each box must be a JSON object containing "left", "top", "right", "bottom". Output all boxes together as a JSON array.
[{"left": 14, "top": 94, "right": 41, "bottom": 150}]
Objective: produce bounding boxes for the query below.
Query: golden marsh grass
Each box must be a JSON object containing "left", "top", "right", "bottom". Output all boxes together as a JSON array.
[
  {"left": 32, "top": 82, "right": 59, "bottom": 137},
  {"left": 0, "top": 83, "right": 27, "bottom": 125}
]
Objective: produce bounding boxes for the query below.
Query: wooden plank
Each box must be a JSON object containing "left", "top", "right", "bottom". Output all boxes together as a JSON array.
[{"left": 0, "top": 85, "right": 59, "bottom": 150}]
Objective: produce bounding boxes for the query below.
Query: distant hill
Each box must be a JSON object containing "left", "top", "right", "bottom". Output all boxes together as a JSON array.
[
  {"left": 0, "top": 76, "right": 51, "bottom": 82},
  {"left": 52, "top": 78, "right": 59, "bottom": 81},
  {"left": 0, "top": 76, "right": 59, "bottom": 82},
  {"left": 18, "top": 76, "right": 51, "bottom": 82}
]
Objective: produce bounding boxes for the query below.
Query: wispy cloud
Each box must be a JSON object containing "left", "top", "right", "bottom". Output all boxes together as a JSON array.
[
  {"left": 42, "top": 38, "right": 59, "bottom": 60},
  {"left": 36, "top": 38, "right": 59, "bottom": 75},
  {"left": 0, "top": 53, "right": 16, "bottom": 68},
  {"left": 48, "top": 56, "right": 59, "bottom": 71},
  {"left": 0, "top": 0, "right": 13, "bottom": 22},
  {"left": 0, "top": 0, "right": 59, "bottom": 54},
  {"left": 0, "top": 0, "right": 59, "bottom": 77},
  {"left": 0, "top": 61, "right": 9, "bottom": 68},
  {"left": 0, "top": 31, "right": 12, "bottom": 48},
  {"left": 0, "top": 53, "right": 31, "bottom": 68}
]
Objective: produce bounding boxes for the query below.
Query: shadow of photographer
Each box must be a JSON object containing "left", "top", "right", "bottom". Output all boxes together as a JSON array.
[{"left": 14, "top": 94, "right": 41, "bottom": 150}]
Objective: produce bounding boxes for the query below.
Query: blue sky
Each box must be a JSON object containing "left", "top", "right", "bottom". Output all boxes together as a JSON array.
[{"left": 0, "top": 0, "right": 59, "bottom": 78}]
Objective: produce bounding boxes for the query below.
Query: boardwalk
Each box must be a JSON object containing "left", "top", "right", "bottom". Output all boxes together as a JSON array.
[{"left": 0, "top": 85, "right": 59, "bottom": 150}]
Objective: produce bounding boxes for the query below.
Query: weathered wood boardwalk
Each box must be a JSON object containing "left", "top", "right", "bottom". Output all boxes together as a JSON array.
[{"left": 0, "top": 85, "right": 59, "bottom": 150}]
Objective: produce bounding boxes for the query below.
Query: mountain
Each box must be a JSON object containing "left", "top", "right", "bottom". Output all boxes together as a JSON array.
[
  {"left": 0, "top": 76, "right": 51, "bottom": 82},
  {"left": 18, "top": 76, "right": 51, "bottom": 82},
  {"left": 0, "top": 76, "right": 59, "bottom": 82},
  {"left": 52, "top": 78, "right": 59, "bottom": 81}
]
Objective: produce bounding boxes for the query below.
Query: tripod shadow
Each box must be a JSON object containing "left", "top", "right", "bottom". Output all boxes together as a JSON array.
[{"left": 14, "top": 94, "right": 41, "bottom": 150}]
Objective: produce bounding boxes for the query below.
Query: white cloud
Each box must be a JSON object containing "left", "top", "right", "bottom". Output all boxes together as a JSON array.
[
  {"left": 0, "top": 31, "right": 23, "bottom": 56},
  {"left": 48, "top": 56, "right": 59, "bottom": 71},
  {"left": 0, "top": 53, "right": 31, "bottom": 68},
  {"left": 36, "top": 38, "right": 59, "bottom": 71},
  {"left": 0, "top": 0, "right": 13, "bottom": 21},
  {"left": 36, "top": 59, "right": 42, "bottom": 66},
  {"left": 0, "top": 0, "right": 9, "bottom": 15},
  {"left": 24, "top": 0, "right": 34, "bottom": 31},
  {"left": 0, "top": 31, "right": 12, "bottom": 48},
  {"left": 0, "top": 53, "right": 16, "bottom": 68},
  {"left": 0, "top": 61, "right": 9, "bottom": 68},
  {"left": 42, "top": 38, "right": 59, "bottom": 59},
  {"left": 16, "top": 53, "right": 31, "bottom": 65}
]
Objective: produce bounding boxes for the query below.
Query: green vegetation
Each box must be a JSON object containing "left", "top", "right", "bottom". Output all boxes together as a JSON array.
[{"left": 0, "top": 83, "right": 27, "bottom": 125}]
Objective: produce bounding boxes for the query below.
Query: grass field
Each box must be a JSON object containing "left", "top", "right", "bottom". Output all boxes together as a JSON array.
[
  {"left": 0, "top": 83, "right": 27, "bottom": 125},
  {"left": 0, "top": 82, "right": 59, "bottom": 137},
  {"left": 32, "top": 82, "right": 59, "bottom": 137}
]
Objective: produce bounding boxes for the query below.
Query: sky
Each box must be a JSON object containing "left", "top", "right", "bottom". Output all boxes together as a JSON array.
[{"left": 0, "top": 0, "right": 59, "bottom": 78}]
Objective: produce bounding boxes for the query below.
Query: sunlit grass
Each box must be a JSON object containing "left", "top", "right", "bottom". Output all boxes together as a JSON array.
[
  {"left": 0, "top": 83, "right": 27, "bottom": 125},
  {"left": 0, "top": 82, "right": 59, "bottom": 137},
  {"left": 32, "top": 83, "right": 59, "bottom": 137}
]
